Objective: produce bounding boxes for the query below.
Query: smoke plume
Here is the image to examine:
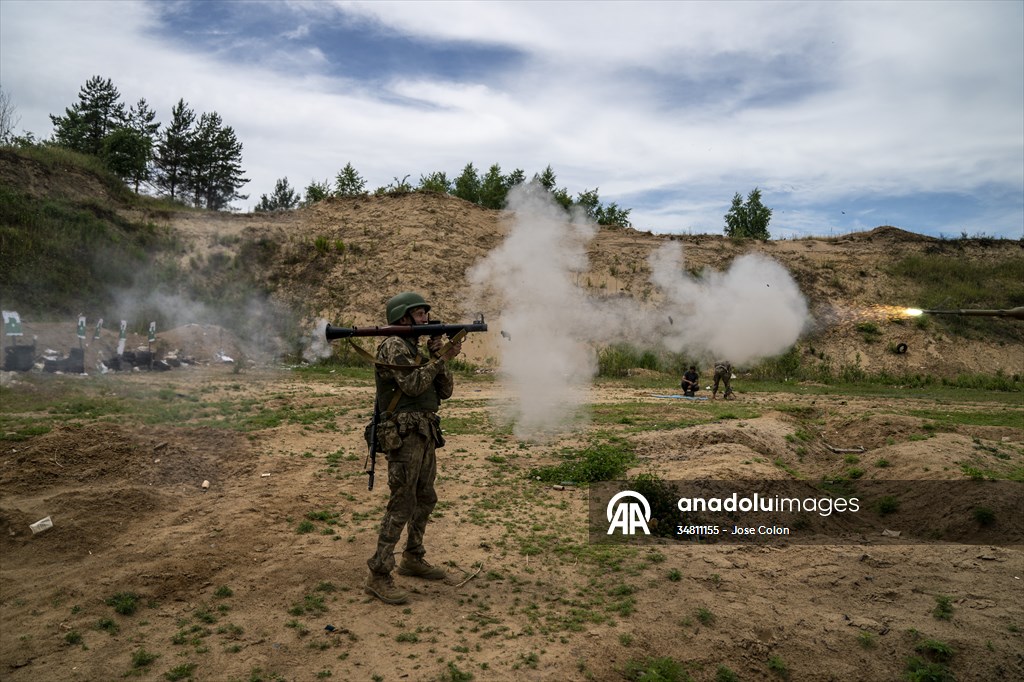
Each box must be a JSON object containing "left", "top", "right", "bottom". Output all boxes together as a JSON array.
[{"left": 468, "top": 182, "right": 809, "bottom": 439}]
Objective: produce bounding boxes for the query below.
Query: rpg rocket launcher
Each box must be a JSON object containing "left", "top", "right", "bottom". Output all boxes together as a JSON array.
[
  {"left": 917, "top": 306, "right": 1024, "bottom": 321},
  {"left": 325, "top": 314, "right": 488, "bottom": 341}
]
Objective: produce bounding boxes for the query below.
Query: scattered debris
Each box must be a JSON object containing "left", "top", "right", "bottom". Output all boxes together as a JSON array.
[
  {"left": 824, "top": 442, "right": 866, "bottom": 454},
  {"left": 453, "top": 564, "right": 483, "bottom": 588},
  {"left": 30, "top": 516, "right": 53, "bottom": 534},
  {"left": 881, "top": 529, "right": 901, "bottom": 538},
  {"left": 201, "top": 480, "right": 210, "bottom": 490},
  {"left": 43, "top": 348, "right": 85, "bottom": 374}
]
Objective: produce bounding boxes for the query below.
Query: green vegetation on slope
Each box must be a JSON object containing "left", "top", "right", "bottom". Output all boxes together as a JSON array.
[{"left": 0, "top": 148, "right": 175, "bottom": 314}]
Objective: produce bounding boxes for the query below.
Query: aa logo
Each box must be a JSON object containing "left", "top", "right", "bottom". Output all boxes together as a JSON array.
[{"left": 606, "top": 490, "right": 651, "bottom": 535}]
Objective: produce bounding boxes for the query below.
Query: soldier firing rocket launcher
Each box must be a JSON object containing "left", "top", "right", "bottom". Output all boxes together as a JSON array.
[
  {"left": 906, "top": 306, "right": 1024, "bottom": 321},
  {"left": 324, "top": 311, "right": 487, "bottom": 491}
]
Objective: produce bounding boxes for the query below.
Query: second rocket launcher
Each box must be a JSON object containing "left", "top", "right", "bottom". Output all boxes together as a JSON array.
[{"left": 920, "top": 306, "right": 1024, "bottom": 321}]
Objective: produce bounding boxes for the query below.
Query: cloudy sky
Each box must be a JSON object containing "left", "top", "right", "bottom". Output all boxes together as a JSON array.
[{"left": 2, "top": 0, "right": 1022, "bottom": 238}]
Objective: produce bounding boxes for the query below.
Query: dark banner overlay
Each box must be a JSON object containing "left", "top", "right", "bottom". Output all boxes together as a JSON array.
[{"left": 589, "top": 479, "right": 1023, "bottom": 546}]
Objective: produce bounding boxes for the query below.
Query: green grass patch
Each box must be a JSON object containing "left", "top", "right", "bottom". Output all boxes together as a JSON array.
[
  {"left": 904, "top": 408, "right": 1024, "bottom": 429},
  {"left": 528, "top": 436, "right": 636, "bottom": 484},
  {"left": 623, "top": 655, "right": 691, "bottom": 682}
]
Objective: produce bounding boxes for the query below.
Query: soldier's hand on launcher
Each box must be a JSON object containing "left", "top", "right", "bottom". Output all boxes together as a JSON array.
[
  {"left": 427, "top": 336, "right": 445, "bottom": 356},
  {"left": 442, "top": 340, "right": 462, "bottom": 361}
]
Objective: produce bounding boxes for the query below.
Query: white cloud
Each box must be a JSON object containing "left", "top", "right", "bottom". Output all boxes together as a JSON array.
[{"left": 1, "top": 0, "right": 1020, "bottom": 237}]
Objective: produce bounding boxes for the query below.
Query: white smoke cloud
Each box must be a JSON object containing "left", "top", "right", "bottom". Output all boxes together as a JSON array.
[
  {"left": 304, "top": 319, "right": 333, "bottom": 363},
  {"left": 467, "top": 183, "right": 598, "bottom": 438},
  {"left": 648, "top": 243, "right": 809, "bottom": 363},
  {"left": 468, "top": 182, "right": 809, "bottom": 439},
  {"left": 110, "top": 287, "right": 292, "bottom": 363}
]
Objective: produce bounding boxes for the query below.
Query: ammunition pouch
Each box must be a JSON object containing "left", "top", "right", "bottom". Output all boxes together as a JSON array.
[{"left": 377, "top": 417, "right": 403, "bottom": 452}]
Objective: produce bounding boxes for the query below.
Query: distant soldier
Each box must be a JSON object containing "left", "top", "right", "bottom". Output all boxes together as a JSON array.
[
  {"left": 365, "top": 292, "right": 462, "bottom": 605},
  {"left": 712, "top": 361, "right": 735, "bottom": 400},
  {"left": 680, "top": 365, "right": 700, "bottom": 397}
]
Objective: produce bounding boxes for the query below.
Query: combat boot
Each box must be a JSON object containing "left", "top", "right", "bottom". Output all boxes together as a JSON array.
[
  {"left": 397, "top": 553, "right": 447, "bottom": 580},
  {"left": 364, "top": 571, "right": 409, "bottom": 604}
]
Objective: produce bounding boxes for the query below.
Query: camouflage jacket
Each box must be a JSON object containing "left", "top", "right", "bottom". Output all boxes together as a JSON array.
[{"left": 374, "top": 336, "right": 454, "bottom": 441}]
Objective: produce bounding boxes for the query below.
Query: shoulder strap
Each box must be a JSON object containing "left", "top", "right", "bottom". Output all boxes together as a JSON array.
[
  {"left": 385, "top": 387, "right": 403, "bottom": 413},
  {"left": 347, "top": 338, "right": 428, "bottom": 370}
]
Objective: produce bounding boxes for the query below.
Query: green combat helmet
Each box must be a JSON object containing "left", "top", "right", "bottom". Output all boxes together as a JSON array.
[{"left": 386, "top": 292, "right": 431, "bottom": 324}]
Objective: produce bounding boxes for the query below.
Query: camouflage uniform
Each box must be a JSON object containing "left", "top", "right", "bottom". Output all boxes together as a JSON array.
[
  {"left": 366, "top": 335, "right": 454, "bottom": 576},
  {"left": 712, "top": 361, "right": 734, "bottom": 399}
]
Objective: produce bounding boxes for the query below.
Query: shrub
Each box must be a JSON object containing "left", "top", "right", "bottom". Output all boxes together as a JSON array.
[
  {"left": 973, "top": 506, "right": 996, "bottom": 526},
  {"left": 105, "top": 592, "right": 140, "bottom": 615},
  {"left": 623, "top": 656, "right": 690, "bottom": 682},
  {"left": 528, "top": 437, "right": 635, "bottom": 483}
]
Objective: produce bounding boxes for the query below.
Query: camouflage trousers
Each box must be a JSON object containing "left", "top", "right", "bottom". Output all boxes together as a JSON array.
[
  {"left": 367, "top": 431, "right": 438, "bottom": 575},
  {"left": 713, "top": 370, "right": 733, "bottom": 397}
]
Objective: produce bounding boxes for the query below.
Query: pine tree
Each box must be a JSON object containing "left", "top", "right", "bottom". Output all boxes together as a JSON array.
[
  {"left": 453, "top": 162, "right": 481, "bottom": 204},
  {"left": 479, "top": 163, "right": 508, "bottom": 209},
  {"left": 576, "top": 188, "right": 601, "bottom": 221},
  {"left": 154, "top": 99, "right": 195, "bottom": 201},
  {"left": 124, "top": 98, "right": 160, "bottom": 192},
  {"left": 49, "top": 76, "right": 126, "bottom": 156},
  {"left": 534, "top": 165, "right": 557, "bottom": 191},
  {"left": 334, "top": 162, "right": 366, "bottom": 196},
  {"left": 302, "top": 179, "right": 331, "bottom": 206},
  {"left": 506, "top": 168, "right": 526, "bottom": 188},
  {"left": 101, "top": 128, "right": 150, "bottom": 186},
  {"left": 255, "top": 177, "right": 300, "bottom": 211},
  {"left": 724, "top": 187, "right": 772, "bottom": 240},
  {"left": 188, "top": 112, "right": 247, "bottom": 210}
]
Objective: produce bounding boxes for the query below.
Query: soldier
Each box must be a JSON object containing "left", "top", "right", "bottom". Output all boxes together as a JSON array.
[
  {"left": 712, "top": 360, "right": 735, "bottom": 400},
  {"left": 680, "top": 365, "right": 700, "bottom": 397},
  {"left": 365, "top": 292, "right": 462, "bottom": 605}
]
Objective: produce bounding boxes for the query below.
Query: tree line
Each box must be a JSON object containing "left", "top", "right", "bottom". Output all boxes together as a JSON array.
[
  {"left": 2, "top": 78, "right": 773, "bottom": 236},
  {"left": 256, "top": 162, "right": 636, "bottom": 228},
  {"left": 8, "top": 76, "right": 248, "bottom": 210}
]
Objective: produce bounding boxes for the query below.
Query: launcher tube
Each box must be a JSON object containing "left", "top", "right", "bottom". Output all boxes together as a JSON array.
[
  {"left": 920, "top": 307, "right": 1024, "bottom": 321},
  {"left": 325, "top": 317, "right": 488, "bottom": 340}
]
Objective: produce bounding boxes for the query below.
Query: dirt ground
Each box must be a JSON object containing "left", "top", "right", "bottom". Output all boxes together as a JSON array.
[{"left": 1, "top": 365, "right": 1021, "bottom": 682}]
